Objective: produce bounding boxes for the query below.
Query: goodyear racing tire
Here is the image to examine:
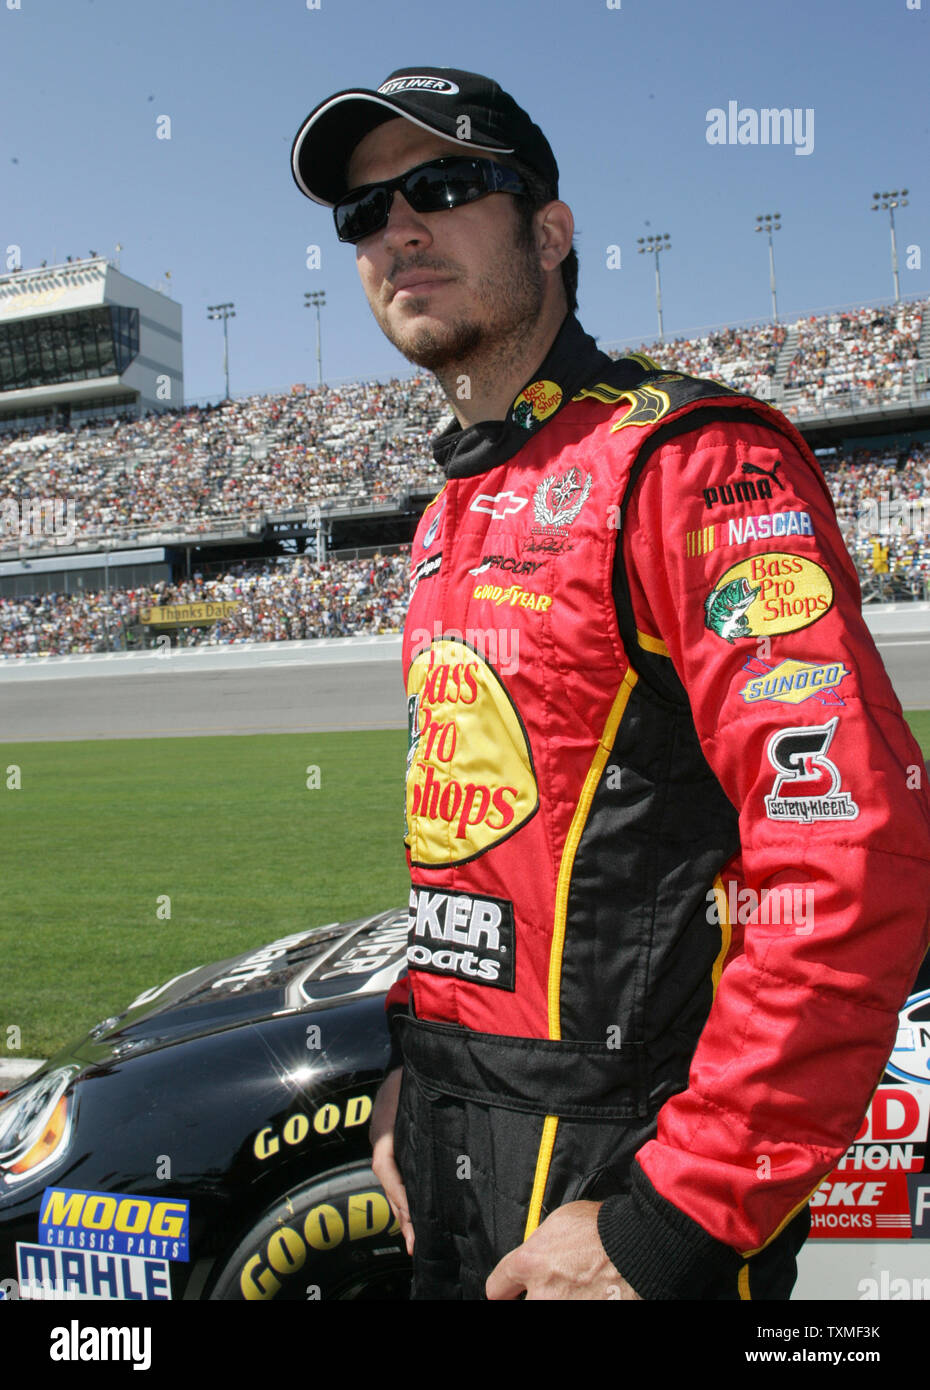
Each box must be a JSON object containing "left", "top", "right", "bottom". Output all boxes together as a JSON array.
[{"left": 208, "top": 1164, "right": 411, "bottom": 1301}]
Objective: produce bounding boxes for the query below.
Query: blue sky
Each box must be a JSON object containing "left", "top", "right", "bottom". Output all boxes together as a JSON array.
[{"left": 2, "top": 0, "right": 926, "bottom": 402}]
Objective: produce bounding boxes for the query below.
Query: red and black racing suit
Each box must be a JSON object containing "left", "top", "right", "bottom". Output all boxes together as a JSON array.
[{"left": 387, "top": 312, "right": 930, "bottom": 1299}]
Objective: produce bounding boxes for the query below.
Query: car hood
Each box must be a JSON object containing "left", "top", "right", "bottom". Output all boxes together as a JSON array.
[{"left": 62, "top": 909, "right": 409, "bottom": 1067}]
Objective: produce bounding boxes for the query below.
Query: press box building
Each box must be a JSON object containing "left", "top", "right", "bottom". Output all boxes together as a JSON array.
[{"left": 0, "top": 256, "right": 183, "bottom": 434}]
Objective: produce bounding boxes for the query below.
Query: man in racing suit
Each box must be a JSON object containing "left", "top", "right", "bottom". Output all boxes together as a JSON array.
[{"left": 290, "top": 67, "right": 930, "bottom": 1299}]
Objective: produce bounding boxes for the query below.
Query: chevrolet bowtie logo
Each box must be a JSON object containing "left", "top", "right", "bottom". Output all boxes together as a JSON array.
[{"left": 469, "top": 491, "right": 528, "bottom": 519}]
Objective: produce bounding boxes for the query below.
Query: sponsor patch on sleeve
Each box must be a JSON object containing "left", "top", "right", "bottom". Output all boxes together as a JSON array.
[
  {"left": 763, "top": 716, "right": 859, "bottom": 822},
  {"left": 740, "top": 656, "right": 849, "bottom": 707},
  {"left": 704, "top": 552, "right": 832, "bottom": 643}
]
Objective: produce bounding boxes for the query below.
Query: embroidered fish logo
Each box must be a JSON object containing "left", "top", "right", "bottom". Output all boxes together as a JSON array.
[{"left": 704, "top": 576, "right": 759, "bottom": 644}]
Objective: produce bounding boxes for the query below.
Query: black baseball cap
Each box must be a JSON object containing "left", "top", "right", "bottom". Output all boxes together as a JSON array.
[{"left": 291, "top": 66, "right": 559, "bottom": 207}]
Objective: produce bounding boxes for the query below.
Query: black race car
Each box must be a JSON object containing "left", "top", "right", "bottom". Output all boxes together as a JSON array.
[
  {"left": 0, "top": 910, "right": 413, "bottom": 1301},
  {"left": 4, "top": 906, "right": 929, "bottom": 1304}
]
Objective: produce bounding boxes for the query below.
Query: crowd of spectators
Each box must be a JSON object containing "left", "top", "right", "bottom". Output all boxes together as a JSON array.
[
  {"left": 783, "top": 302, "right": 923, "bottom": 407},
  {"left": 606, "top": 300, "right": 925, "bottom": 410},
  {"left": 821, "top": 439, "right": 930, "bottom": 597},
  {"left": 1, "top": 299, "right": 924, "bottom": 554},
  {"left": 0, "top": 551, "right": 410, "bottom": 657},
  {"left": 608, "top": 320, "right": 787, "bottom": 397},
  {"left": 3, "top": 437, "right": 928, "bottom": 658},
  {"left": 2, "top": 299, "right": 929, "bottom": 657},
  {"left": 0, "top": 376, "right": 449, "bottom": 550}
]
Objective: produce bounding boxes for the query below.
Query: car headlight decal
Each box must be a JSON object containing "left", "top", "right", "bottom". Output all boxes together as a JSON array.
[{"left": 0, "top": 1067, "right": 76, "bottom": 1183}]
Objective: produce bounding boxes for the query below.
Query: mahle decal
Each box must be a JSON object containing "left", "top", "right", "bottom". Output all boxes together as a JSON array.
[
  {"left": 405, "top": 639, "right": 537, "bottom": 866},
  {"left": 704, "top": 552, "right": 833, "bottom": 643}
]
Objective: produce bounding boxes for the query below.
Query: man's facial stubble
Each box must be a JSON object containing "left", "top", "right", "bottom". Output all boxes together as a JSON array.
[{"left": 366, "top": 203, "right": 546, "bottom": 379}]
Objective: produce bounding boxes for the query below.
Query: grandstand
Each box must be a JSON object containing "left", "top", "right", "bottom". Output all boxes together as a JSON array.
[{"left": 1, "top": 291, "right": 929, "bottom": 657}]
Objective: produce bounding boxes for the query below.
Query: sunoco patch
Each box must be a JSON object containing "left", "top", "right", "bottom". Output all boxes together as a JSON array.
[{"left": 407, "top": 886, "right": 516, "bottom": 990}]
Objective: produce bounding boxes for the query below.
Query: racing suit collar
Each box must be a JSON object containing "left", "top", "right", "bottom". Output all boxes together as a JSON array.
[{"left": 431, "top": 313, "right": 611, "bottom": 479}]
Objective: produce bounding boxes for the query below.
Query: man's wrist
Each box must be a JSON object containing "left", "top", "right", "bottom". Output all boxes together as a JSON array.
[{"left": 596, "top": 1162, "right": 743, "bottom": 1300}]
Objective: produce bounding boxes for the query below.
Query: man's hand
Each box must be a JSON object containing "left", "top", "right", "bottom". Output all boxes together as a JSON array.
[
  {"left": 369, "top": 1066, "right": 415, "bottom": 1255},
  {"left": 485, "top": 1201, "right": 641, "bottom": 1300}
]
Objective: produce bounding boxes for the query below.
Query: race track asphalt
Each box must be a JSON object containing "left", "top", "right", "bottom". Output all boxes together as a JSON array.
[{"left": 0, "top": 635, "right": 927, "bottom": 742}]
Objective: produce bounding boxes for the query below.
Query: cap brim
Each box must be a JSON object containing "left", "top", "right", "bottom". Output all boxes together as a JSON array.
[{"left": 291, "top": 89, "right": 513, "bottom": 206}]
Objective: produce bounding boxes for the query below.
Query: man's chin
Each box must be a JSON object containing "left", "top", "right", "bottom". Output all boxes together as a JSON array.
[{"left": 387, "top": 319, "right": 485, "bottom": 372}]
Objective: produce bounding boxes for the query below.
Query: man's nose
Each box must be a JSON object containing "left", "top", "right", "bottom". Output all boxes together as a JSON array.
[{"left": 381, "top": 191, "right": 432, "bottom": 249}]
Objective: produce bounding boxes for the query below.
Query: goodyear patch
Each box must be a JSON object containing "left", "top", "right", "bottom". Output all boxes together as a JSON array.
[
  {"left": 472, "top": 582, "right": 552, "bottom": 611},
  {"left": 39, "top": 1187, "right": 189, "bottom": 1262},
  {"left": 704, "top": 552, "right": 833, "bottom": 643},
  {"left": 740, "top": 656, "right": 850, "bottom": 707}
]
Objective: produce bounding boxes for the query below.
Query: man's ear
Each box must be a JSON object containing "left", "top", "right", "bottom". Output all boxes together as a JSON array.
[{"left": 535, "top": 200, "right": 574, "bottom": 272}]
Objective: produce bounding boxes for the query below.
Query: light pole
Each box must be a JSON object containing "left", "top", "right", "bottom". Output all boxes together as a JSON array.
[
  {"left": 755, "top": 212, "right": 781, "bottom": 322},
  {"left": 103, "top": 541, "right": 111, "bottom": 652},
  {"left": 870, "top": 190, "right": 908, "bottom": 304},
  {"left": 304, "top": 291, "right": 326, "bottom": 388},
  {"left": 207, "top": 302, "right": 236, "bottom": 399},
  {"left": 637, "top": 233, "right": 671, "bottom": 343}
]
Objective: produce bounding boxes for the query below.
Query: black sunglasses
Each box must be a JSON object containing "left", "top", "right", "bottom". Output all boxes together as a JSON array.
[{"left": 333, "top": 156, "right": 529, "bottom": 244}]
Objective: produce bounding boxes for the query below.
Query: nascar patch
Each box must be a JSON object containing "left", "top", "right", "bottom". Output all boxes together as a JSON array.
[{"left": 686, "top": 510, "right": 815, "bottom": 558}]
